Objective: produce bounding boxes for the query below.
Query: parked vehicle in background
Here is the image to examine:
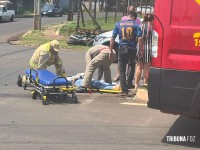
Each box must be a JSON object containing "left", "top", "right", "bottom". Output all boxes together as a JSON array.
[
  {"left": 136, "top": 6, "right": 154, "bottom": 16},
  {"left": 93, "top": 31, "right": 119, "bottom": 62},
  {"left": 0, "top": 0, "right": 14, "bottom": 10},
  {"left": 148, "top": 0, "right": 200, "bottom": 118},
  {"left": 0, "top": 5, "right": 15, "bottom": 22},
  {"left": 41, "top": 4, "right": 62, "bottom": 17}
]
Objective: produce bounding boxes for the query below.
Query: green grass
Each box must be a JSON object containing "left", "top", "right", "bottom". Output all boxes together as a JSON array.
[
  {"left": 21, "top": 30, "right": 47, "bottom": 45},
  {"left": 60, "top": 17, "right": 121, "bottom": 35},
  {"left": 20, "top": 29, "right": 88, "bottom": 51},
  {"left": 59, "top": 21, "right": 77, "bottom": 36},
  {"left": 19, "top": 17, "right": 121, "bottom": 51}
]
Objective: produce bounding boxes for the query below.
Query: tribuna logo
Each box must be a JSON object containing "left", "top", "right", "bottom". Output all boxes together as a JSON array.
[{"left": 166, "top": 136, "right": 196, "bottom": 142}]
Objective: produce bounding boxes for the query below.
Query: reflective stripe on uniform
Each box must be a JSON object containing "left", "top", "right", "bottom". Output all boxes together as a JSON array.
[{"left": 30, "top": 43, "right": 51, "bottom": 69}]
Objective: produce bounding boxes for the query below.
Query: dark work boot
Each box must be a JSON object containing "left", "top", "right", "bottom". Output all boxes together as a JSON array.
[
  {"left": 120, "top": 91, "right": 129, "bottom": 97},
  {"left": 127, "top": 83, "right": 135, "bottom": 89}
]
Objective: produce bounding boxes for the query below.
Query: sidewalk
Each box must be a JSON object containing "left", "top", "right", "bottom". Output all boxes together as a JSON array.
[{"left": 135, "top": 87, "right": 148, "bottom": 101}]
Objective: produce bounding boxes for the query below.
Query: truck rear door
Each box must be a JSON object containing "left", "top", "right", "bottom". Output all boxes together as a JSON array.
[
  {"left": 163, "top": 0, "right": 200, "bottom": 71},
  {"left": 148, "top": 0, "right": 200, "bottom": 117}
]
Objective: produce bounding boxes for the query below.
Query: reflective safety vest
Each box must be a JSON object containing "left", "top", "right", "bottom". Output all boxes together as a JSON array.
[{"left": 30, "top": 43, "right": 65, "bottom": 76}]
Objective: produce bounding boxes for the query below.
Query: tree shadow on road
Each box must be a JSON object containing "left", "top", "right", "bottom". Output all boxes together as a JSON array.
[{"left": 162, "top": 116, "right": 200, "bottom": 148}]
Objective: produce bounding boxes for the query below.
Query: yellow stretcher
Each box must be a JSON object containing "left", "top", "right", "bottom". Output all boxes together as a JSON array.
[{"left": 17, "top": 69, "right": 78, "bottom": 105}]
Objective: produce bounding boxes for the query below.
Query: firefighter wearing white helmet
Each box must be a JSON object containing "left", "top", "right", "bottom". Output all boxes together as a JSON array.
[{"left": 30, "top": 40, "right": 66, "bottom": 77}]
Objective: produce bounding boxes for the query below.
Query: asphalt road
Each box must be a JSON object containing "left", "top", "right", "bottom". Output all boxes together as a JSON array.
[
  {"left": 0, "top": 17, "right": 200, "bottom": 150},
  {"left": 0, "top": 12, "right": 122, "bottom": 42},
  {"left": 0, "top": 16, "right": 68, "bottom": 42}
]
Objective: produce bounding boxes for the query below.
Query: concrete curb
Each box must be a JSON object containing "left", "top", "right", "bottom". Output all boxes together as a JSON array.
[{"left": 135, "top": 87, "right": 148, "bottom": 102}]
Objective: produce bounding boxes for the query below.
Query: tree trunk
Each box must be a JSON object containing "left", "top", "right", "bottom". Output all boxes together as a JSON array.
[
  {"left": 89, "top": 0, "right": 92, "bottom": 11},
  {"left": 68, "top": 0, "right": 73, "bottom": 21}
]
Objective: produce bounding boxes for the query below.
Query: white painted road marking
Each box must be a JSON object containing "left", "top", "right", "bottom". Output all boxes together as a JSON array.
[{"left": 121, "top": 102, "right": 147, "bottom": 106}]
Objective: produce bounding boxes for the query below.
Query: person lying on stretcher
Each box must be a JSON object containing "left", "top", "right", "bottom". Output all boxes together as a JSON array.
[
  {"left": 67, "top": 73, "right": 121, "bottom": 92},
  {"left": 17, "top": 40, "right": 66, "bottom": 87}
]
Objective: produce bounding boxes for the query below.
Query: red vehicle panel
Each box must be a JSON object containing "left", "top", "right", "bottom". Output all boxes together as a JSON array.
[{"left": 148, "top": 0, "right": 200, "bottom": 118}]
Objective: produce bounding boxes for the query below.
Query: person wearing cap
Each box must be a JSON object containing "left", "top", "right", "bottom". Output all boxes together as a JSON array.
[
  {"left": 75, "top": 45, "right": 116, "bottom": 93},
  {"left": 29, "top": 40, "right": 66, "bottom": 77}
]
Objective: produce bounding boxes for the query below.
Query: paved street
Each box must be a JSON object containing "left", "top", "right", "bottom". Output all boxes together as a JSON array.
[
  {"left": 0, "top": 16, "right": 69, "bottom": 42},
  {"left": 0, "top": 12, "right": 123, "bottom": 42},
  {"left": 1, "top": 43, "right": 200, "bottom": 150},
  {"left": 0, "top": 16, "right": 200, "bottom": 150}
]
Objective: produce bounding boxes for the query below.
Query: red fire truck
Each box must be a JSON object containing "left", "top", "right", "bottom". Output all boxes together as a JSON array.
[{"left": 148, "top": 0, "right": 200, "bottom": 118}]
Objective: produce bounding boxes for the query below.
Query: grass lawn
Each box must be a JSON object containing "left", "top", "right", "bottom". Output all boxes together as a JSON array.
[{"left": 19, "top": 17, "right": 121, "bottom": 51}]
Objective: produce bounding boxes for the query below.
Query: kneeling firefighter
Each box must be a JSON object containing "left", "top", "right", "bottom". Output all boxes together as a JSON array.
[{"left": 17, "top": 40, "right": 66, "bottom": 87}]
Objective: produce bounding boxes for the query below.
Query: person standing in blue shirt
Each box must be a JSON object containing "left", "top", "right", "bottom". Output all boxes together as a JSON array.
[{"left": 110, "top": 11, "right": 143, "bottom": 96}]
